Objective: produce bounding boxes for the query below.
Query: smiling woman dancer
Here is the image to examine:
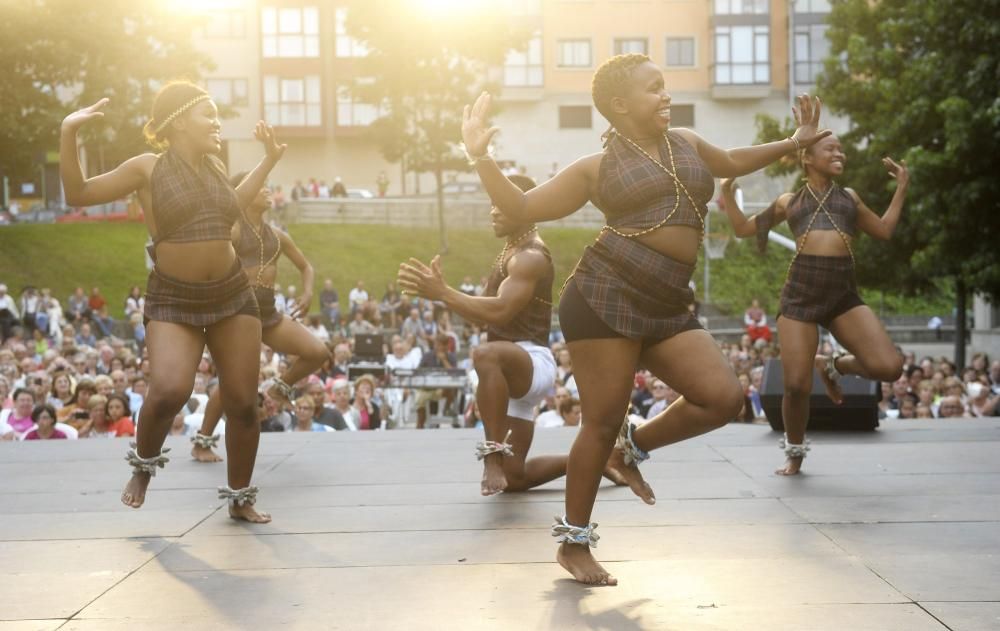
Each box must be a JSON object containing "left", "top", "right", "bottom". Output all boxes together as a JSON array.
[
  {"left": 461, "top": 53, "right": 831, "bottom": 585},
  {"left": 190, "top": 172, "right": 330, "bottom": 463},
  {"left": 60, "top": 81, "right": 283, "bottom": 522},
  {"left": 720, "top": 136, "right": 908, "bottom": 476}
]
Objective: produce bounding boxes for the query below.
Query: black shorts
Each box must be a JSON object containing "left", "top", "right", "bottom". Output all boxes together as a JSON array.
[{"left": 558, "top": 278, "right": 702, "bottom": 351}]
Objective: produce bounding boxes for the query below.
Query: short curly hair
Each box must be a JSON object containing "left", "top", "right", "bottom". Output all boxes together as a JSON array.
[{"left": 591, "top": 53, "right": 652, "bottom": 123}]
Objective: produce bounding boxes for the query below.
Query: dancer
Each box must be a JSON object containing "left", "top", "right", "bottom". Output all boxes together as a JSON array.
[
  {"left": 190, "top": 172, "right": 330, "bottom": 462},
  {"left": 60, "top": 81, "right": 281, "bottom": 521},
  {"left": 460, "top": 53, "right": 831, "bottom": 585},
  {"left": 720, "top": 134, "right": 908, "bottom": 475},
  {"left": 399, "top": 175, "right": 624, "bottom": 496}
]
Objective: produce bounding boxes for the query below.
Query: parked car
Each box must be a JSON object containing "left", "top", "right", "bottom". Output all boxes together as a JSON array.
[
  {"left": 440, "top": 181, "right": 484, "bottom": 197},
  {"left": 346, "top": 188, "right": 375, "bottom": 199}
]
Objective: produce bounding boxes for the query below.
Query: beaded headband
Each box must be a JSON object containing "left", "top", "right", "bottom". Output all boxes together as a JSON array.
[{"left": 152, "top": 94, "right": 211, "bottom": 135}]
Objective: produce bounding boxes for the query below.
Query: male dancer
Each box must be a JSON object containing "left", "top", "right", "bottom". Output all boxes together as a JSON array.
[{"left": 399, "top": 175, "right": 623, "bottom": 495}]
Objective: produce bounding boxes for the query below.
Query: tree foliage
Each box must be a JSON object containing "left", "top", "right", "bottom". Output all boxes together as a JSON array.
[
  {"left": 0, "top": 0, "right": 212, "bottom": 180},
  {"left": 757, "top": 0, "right": 1000, "bottom": 302},
  {"left": 345, "top": 3, "right": 528, "bottom": 249}
]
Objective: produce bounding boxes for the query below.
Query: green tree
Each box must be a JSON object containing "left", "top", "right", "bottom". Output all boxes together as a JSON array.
[
  {"left": 755, "top": 0, "right": 1000, "bottom": 366},
  {"left": 0, "top": 1, "right": 211, "bottom": 185},
  {"left": 345, "top": 4, "right": 527, "bottom": 252}
]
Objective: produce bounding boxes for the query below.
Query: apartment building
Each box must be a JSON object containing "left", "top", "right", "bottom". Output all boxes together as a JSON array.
[{"left": 195, "top": 0, "right": 837, "bottom": 195}]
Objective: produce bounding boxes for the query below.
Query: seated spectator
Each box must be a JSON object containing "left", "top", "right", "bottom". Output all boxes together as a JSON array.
[
  {"left": 291, "top": 396, "right": 332, "bottom": 432},
  {"left": 401, "top": 307, "right": 422, "bottom": 344},
  {"left": 94, "top": 374, "right": 114, "bottom": 397},
  {"left": 415, "top": 334, "right": 458, "bottom": 429},
  {"left": 645, "top": 378, "right": 678, "bottom": 420},
  {"left": 306, "top": 314, "right": 330, "bottom": 342},
  {"left": 58, "top": 378, "right": 97, "bottom": 426},
  {"left": 319, "top": 279, "right": 341, "bottom": 328},
  {"left": 49, "top": 371, "right": 74, "bottom": 409},
  {"left": 942, "top": 377, "right": 966, "bottom": 407},
  {"left": 967, "top": 382, "right": 1000, "bottom": 417},
  {"left": 350, "top": 374, "right": 381, "bottom": 430},
  {"left": 4, "top": 388, "right": 37, "bottom": 438},
  {"left": 0, "top": 375, "right": 11, "bottom": 410},
  {"left": 75, "top": 322, "right": 97, "bottom": 348},
  {"left": 0, "top": 283, "right": 21, "bottom": 341},
  {"left": 536, "top": 396, "right": 582, "bottom": 429},
  {"left": 915, "top": 403, "right": 934, "bottom": 418},
  {"left": 305, "top": 380, "right": 348, "bottom": 430},
  {"left": 348, "top": 309, "right": 377, "bottom": 337},
  {"left": 744, "top": 298, "right": 772, "bottom": 343},
  {"left": 937, "top": 395, "right": 967, "bottom": 418},
  {"left": 92, "top": 305, "right": 115, "bottom": 339},
  {"left": 898, "top": 393, "right": 919, "bottom": 419},
  {"left": 124, "top": 286, "right": 145, "bottom": 320},
  {"left": 169, "top": 411, "right": 190, "bottom": 436},
  {"left": 380, "top": 282, "right": 402, "bottom": 329},
  {"left": 105, "top": 393, "right": 136, "bottom": 436},
  {"left": 23, "top": 404, "right": 67, "bottom": 440},
  {"left": 87, "top": 286, "right": 106, "bottom": 317},
  {"left": 888, "top": 375, "right": 911, "bottom": 409},
  {"left": 348, "top": 280, "right": 369, "bottom": 316},
  {"left": 631, "top": 371, "right": 654, "bottom": 418},
  {"left": 328, "top": 379, "right": 357, "bottom": 430}
]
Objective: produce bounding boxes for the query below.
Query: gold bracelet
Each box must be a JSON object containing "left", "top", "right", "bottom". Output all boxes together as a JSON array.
[{"left": 787, "top": 136, "right": 801, "bottom": 152}]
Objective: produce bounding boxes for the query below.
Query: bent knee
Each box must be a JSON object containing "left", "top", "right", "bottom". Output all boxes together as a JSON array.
[
  {"left": 783, "top": 379, "right": 813, "bottom": 400},
  {"left": 471, "top": 344, "right": 499, "bottom": 369},
  {"left": 866, "top": 354, "right": 904, "bottom": 383},
  {"left": 714, "top": 386, "right": 745, "bottom": 423},
  {"left": 305, "top": 340, "right": 331, "bottom": 365}
]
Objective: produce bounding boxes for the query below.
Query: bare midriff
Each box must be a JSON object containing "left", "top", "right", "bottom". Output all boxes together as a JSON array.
[
  {"left": 616, "top": 224, "right": 702, "bottom": 266},
  {"left": 242, "top": 264, "right": 278, "bottom": 288},
  {"left": 797, "top": 230, "right": 852, "bottom": 257},
  {"left": 152, "top": 241, "right": 238, "bottom": 282}
]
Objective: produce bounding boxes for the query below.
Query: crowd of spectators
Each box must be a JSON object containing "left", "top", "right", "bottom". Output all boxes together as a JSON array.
[{"left": 2, "top": 279, "right": 998, "bottom": 443}]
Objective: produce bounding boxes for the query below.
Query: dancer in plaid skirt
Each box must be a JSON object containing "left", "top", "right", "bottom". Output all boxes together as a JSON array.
[
  {"left": 720, "top": 134, "right": 909, "bottom": 475},
  {"left": 60, "top": 81, "right": 284, "bottom": 522},
  {"left": 461, "top": 53, "right": 831, "bottom": 586},
  {"left": 190, "top": 171, "right": 331, "bottom": 463}
]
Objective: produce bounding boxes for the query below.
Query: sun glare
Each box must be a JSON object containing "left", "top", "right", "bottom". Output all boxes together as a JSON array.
[{"left": 413, "top": 0, "right": 491, "bottom": 15}]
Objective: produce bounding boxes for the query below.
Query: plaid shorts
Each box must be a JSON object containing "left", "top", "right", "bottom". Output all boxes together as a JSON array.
[
  {"left": 780, "top": 254, "right": 864, "bottom": 328},
  {"left": 144, "top": 260, "right": 259, "bottom": 328},
  {"left": 253, "top": 286, "right": 284, "bottom": 329},
  {"left": 568, "top": 229, "right": 699, "bottom": 340}
]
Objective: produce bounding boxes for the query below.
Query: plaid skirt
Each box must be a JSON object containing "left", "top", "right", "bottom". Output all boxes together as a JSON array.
[
  {"left": 780, "top": 254, "right": 864, "bottom": 328},
  {"left": 570, "top": 229, "right": 699, "bottom": 339},
  {"left": 253, "top": 286, "right": 284, "bottom": 329},
  {"left": 144, "top": 260, "right": 259, "bottom": 328}
]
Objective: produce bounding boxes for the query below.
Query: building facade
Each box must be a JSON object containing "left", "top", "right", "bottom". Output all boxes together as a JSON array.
[{"left": 194, "top": 0, "right": 838, "bottom": 197}]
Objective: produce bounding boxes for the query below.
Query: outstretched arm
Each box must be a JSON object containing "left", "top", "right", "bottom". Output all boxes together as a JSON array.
[
  {"left": 276, "top": 230, "right": 315, "bottom": 320},
  {"left": 463, "top": 92, "right": 594, "bottom": 223},
  {"left": 235, "top": 122, "right": 286, "bottom": 210},
  {"left": 398, "top": 250, "right": 545, "bottom": 328},
  {"left": 60, "top": 98, "right": 154, "bottom": 207},
  {"left": 851, "top": 157, "right": 909, "bottom": 241},
  {"left": 719, "top": 179, "right": 790, "bottom": 238},
  {"left": 676, "top": 95, "right": 832, "bottom": 178}
]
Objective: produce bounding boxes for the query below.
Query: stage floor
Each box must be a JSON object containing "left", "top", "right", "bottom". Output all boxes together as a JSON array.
[{"left": 2, "top": 419, "right": 999, "bottom": 630}]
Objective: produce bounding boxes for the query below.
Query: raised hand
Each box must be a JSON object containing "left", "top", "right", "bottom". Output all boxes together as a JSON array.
[
  {"left": 790, "top": 94, "right": 832, "bottom": 150},
  {"left": 882, "top": 157, "right": 908, "bottom": 187},
  {"left": 254, "top": 121, "right": 287, "bottom": 162},
  {"left": 61, "top": 98, "right": 109, "bottom": 134},
  {"left": 398, "top": 255, "right": 448, "bottom": 300},
  {"left": 461, "top": 92, "right": 500, "bottom": 159}
]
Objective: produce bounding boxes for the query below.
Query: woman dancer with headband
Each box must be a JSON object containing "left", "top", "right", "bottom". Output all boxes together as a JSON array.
[
  {"left": 461, "top": 53, "right": 831, "bottom": 585},
  {"left": 721, "top": 135, "right": 908, "bottom": 475},
  {"left": 60, "top": 81, "right": 282, "bottom": 522},
  {"left": 191, "top": 172, "right": 330, "bottom": 463}
]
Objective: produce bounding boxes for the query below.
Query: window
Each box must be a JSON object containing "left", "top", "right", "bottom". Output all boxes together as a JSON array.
[
  {"left": 714, "top": 25, "right": 770, "bottom": 84},
  {"left": 263, "top": 75, "right": 321, "bottom": 126},
  {"left": 794, "top": 0, "right": 831, "bottom": 13},
  {"left": 336, "top": 83, "right": 382, "bottom": 127},
  {"left": 665, "top": 37, "right": 695, "bottom": 67},
  {"left": 614, "top": 38, "right": 648, "bottom": 55},
  {"left": 559, "top": 105, "right": 592, "bottom": 129},
  {"left": 335, "top": 7, "right": 368, "bottom": 58},
  {"left": 557, "top": 39, "right": 592, "bottom": 68},
  {"left": 206, "top": 78, "right": 248, "bottom": 107},
  {"left": 670, "top": 104, "right": 695, "bottom": 127},
  {"left": 262, "top": 6, "right": 319, "bottom": 58},
  {"left": 793, "top": 23, "right": 829, "bottom": 84},
  {"left": 504, "top": 33, "right": 543, "bottom": 87},
  {"left": 204, "top": 10, "right": 245, "bottom": 38},
  {"left": 714, "top": 0, "right": 769, "bottom": 14}
]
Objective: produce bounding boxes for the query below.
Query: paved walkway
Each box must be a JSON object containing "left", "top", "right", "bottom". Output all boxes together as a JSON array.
[{"left": 2, "top": 419, "right": 998, "bottom": 630}]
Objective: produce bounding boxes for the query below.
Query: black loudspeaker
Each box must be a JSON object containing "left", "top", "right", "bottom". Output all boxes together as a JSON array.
[{"left": 760, "top": 358, "right": 880, "bottom": 431}]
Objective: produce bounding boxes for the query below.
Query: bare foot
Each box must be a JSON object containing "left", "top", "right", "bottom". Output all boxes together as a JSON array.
[
  {"left": 815, "top": 355, "right": 844, "bottom": 404},
  {"left": 481, "top": 453, "right": 508, "bottom": 496},
  {"left": 229, "top": 503, "right": 272, "bottom": 523},
  {"left": 557, "top": 542, "right": 618, "bottom": 586},
  {"left": 775, "top": 456, "right": 804, "bottom": 476},
  {"left": 602, "top": 463, "right": 628, "bottom": 486},
  {"left": 191, "top": 444, "right": 223, "bottom": 463},
  {"left": 121, "top": 472, "right": 151, "bottom": 508},
  {"left": 606, "top": 446, "right": 655, "bottom": 505}
]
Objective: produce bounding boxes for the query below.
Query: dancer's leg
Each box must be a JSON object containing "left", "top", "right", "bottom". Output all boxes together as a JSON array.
[
  {"left": 559, "top": 337, "right": 641, "bottom": 586},
  {"left": 502, "top": 420, "right": 621, "bottom": 492},
  {"left": 826, "top": 306, "right": 904, "bottom": 382},
  {"left": 263, "top": 316, "right": 331, "bottom": 404},
  {"left": 775, "top": 316, "right": 819, "bottom": 475},
  {"left": 192, "top": 388, "right": 225, "bottom": 463},
  {"left": 205, "top": 314, "right": 270, "bottom": 523},
  {"left": 472, "top": 341, "right": 533, "bottom": 496},
  {"left": 122, "top": 321, "right": 204, "bottom": 508}
]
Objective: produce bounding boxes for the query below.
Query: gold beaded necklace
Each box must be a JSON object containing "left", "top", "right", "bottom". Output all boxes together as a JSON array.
[
  {"left": 243, "top": 213, "right": 281, "bottom": 288},
  {"left": 785, "top": 182, "right": 855, "bottom": 281}
]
